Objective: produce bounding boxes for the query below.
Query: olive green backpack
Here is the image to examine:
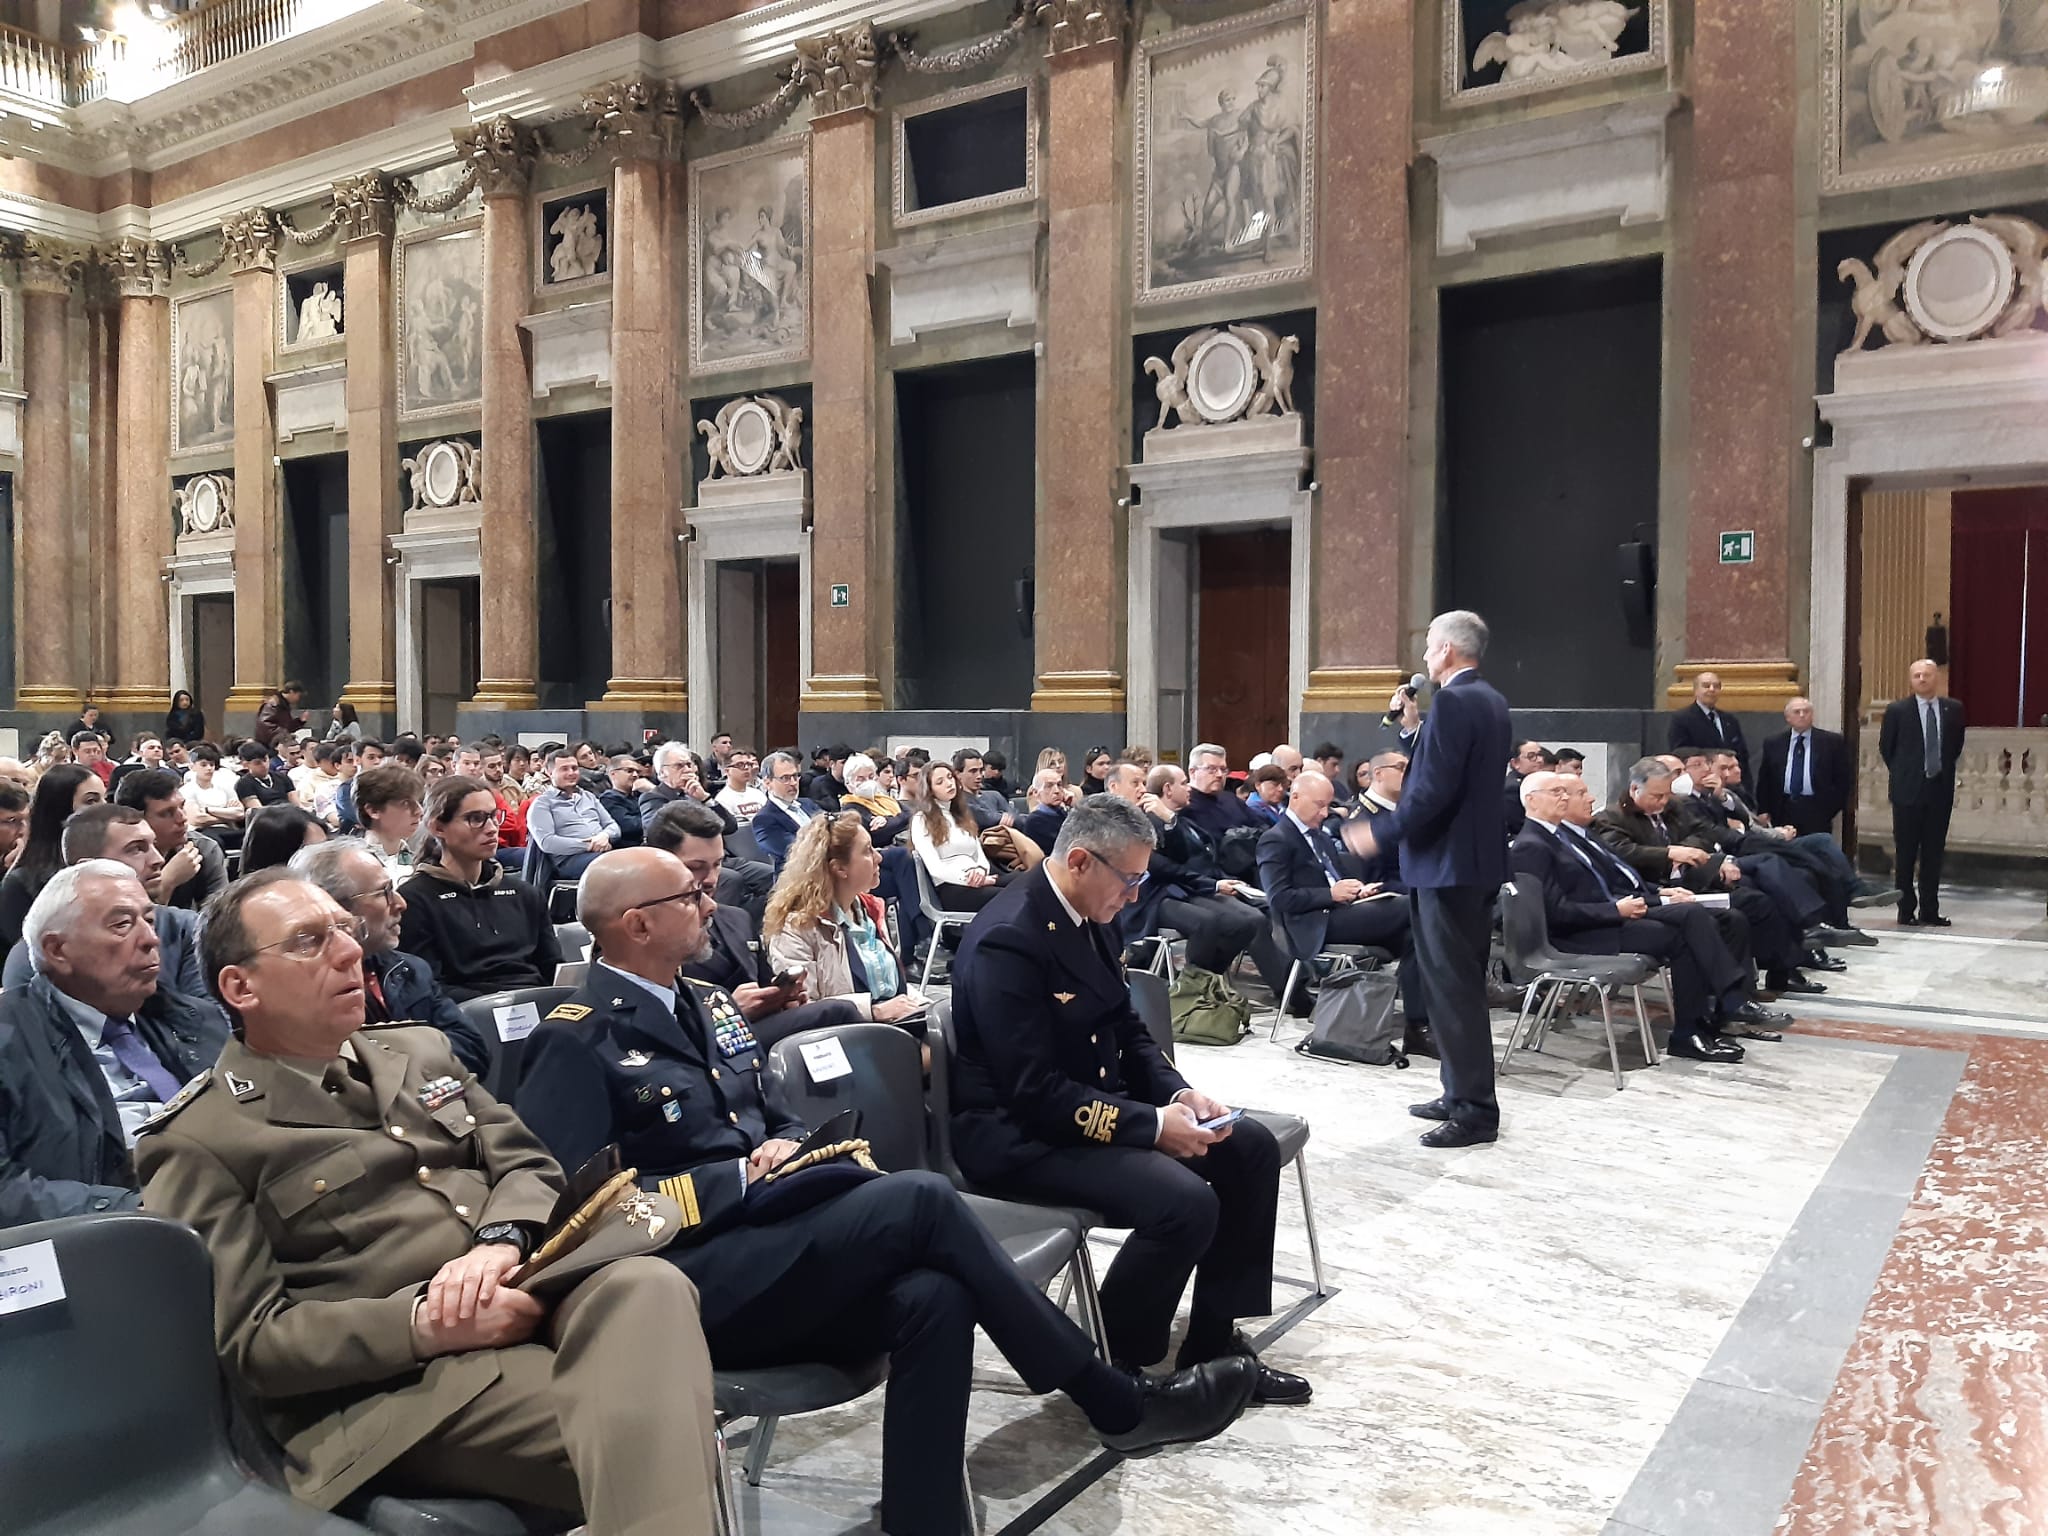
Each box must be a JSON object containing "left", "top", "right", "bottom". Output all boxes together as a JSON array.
[{"left": 1168, "top": 963, "right": 1253, "bottom": 1046}]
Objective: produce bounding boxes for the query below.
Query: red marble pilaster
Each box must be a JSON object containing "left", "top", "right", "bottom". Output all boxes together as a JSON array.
[
  {"left": 339, "top": 172, "right": 401, "bottom": 719},
  {"left": 16, "top": 243, "right": 82, "bottom": 712}
]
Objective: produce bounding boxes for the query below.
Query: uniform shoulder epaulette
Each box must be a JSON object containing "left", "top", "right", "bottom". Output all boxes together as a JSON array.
[
  {"left": 681, "top": 975, "right": 717, "bottom": 990},
  {"left": 136, "top": 1069, "right": 212, "bottom": 1133},
  {"left": 546, "top": 1002, "right": 593, "bottom": 1022}
]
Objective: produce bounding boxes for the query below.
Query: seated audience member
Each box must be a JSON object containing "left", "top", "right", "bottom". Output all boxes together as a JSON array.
[
  {"left": 399, "top": 776, "right": 561, "bottom": 1001},
  {"left": 288, "top": 838, "right": 490, "bottom": 1075},
  {"left": 1311, "top": 744, "right": 1352, "bottom": 804},
  {"left": 1758, "top": 695, "right": 1850, "bottom": 839},
  {"left": 1347, "top": 752, "right": 1412, "bottom": 882},
  {"left": 421, "top": 752, "right": 449, "bottom": 786},
  {"left": 356, "top": 739, "right": 388, "bottom": 769},
  {"left": 1701, "top": 748, "right": 1886, "bottom": 924},
  {"left": 389, "top": 737, "right": 425, "bottom": 771},
  {"left": 1268, "top": 745, "right": 1305, "bottom": 788},
  {"left": 1593, "top": 758, "right": 1822, "bottom": 992},
  {"left": 1119, "top": 746, "right": 1156, "bottom": 772},
  {"left": 0, "top": 764, "right": 105, "bottom": 953},
  {"left": 513, "top": 849, "right": 1253, "bottom": 1536},
  {"left": 165, "top": 689, "right": 205, "bottom": 745},
  {"left": 1117, "top": 764, "right": 1291, "bottom": 999},
  {"left": 451, "top": 745, "right": 483, "bottom": 780},
  {"left": 646, "top": 800, "right": 858, "bottom": 1046},
  {"left": 912, "top": 761, "right": 1012, "bottom": 912},
  {"left": 1020, "top": 767, "right": 1075, "bottom": 854},
  {"left": 235, "top": 739, "right": 296, "bottom": 815},
  {"left": 571, "top": 738, "right": 608, "bottom": 792},
  {"left": 323, "top": 699, "right": 362, "bottom": 742},
  {"left": 751, "top": 750, "right": 824, "bottom": 870},
  {"left": 48, "top": 806, "right": 219, "bottom": 1001},
  {"left": 296, "top": 743, "right": 346, "bottom": 822},
  {"left": 0, "top": 861, "right": 227, "bottom": 1223},
  {"left": 320, "top": 743, "right": 360, "bottom": 829},
  {"left": 1078, "top": 747, "right": 1113, "bottom": 798},
  {"left": 524, "top": 748, "right": 621, "bottom": 880},
  {"left": 182, "top": 745, "right": 246, "bottom": 846},
  {"left": 702, "top": 730, "right": 733, "bottom": 791},
  {"left": 0, "top": 782, "right": 25, "bottom": 868},
  {"left": 982, "top": 749, "right": 1014, "bottom": 800},
  {"left": 1553, "top": 748, "right": 1587, "bottom": 778},
  {"left": 1653, "top": 754, "right": 1841, "bottom": 953},
  {"left": 74, "top": 729, "right": 115, "bottom": 788},
  {"left": 839, "top": 751, "right": 921, "bottom": 924},
  {"left": 241, "top": 805, "right": 330, "bottom": 873},
  {"left": 954, "top": 748, "right": 1013, "bottom": 829},
  {"left": 1504, "top": 740, "right": 1553, "bottom": 839},
  {"left": 109, "top": 734, "right": 168, "bottom": 797},
  {"left": 1035, "top": 746, "right": 1070, "bottom": 787},
  {"left": 1257, "top": 771, "right": 1426, "bottom": 1038},
  {"left": 807, "top": 744, "right": 852, "bottom": 812},
  {"left": 135, "top": 869, "right": 721, "bottom": 1528},
  {"left": 1511, "top": 772, "right": 1779, "bottom": 1060},
  {"left": 600, "top": 754, "right": 648, "bottom": 848},
  {"left": 117, "top": 768, "right": 228, "bottom": 910},
  {"left": 1181, "top": 744, "right": 1261, "bottom": 839},
  {"left": 1245, "top": 764, "right": 1289, "bottom": 825},
  {"left": 713, "top": 747, "right": 768, "bottom": 824},
  {"left": 638, "top": 742, "right": 701, "bottom": 821},
  {"left": 355, "top": 763, "right": 426, "bottom": 877},
  {"left": 480, "top": 746, "right": 527, "bottom": 847},
  {"left": 764, "top": 813, "right": 929, "bottom": 1026}
]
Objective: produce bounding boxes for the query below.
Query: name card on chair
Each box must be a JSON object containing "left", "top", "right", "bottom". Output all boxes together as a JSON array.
[
  {"left": 0, "top": 1239, "right": 64, "bottom": 1317},
  {"left": 493, "top": 1002, "right": 541, "bottom": 1042},
  {"left": 799, "top": 1037, "right": 853, "bottom": 1084}
]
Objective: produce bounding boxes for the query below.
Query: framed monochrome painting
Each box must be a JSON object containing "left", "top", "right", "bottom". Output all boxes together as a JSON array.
[
  {"left": 171, "top": 287, "right": 235, "bottom": 455},
  {"left": 689, "top": 135, "right": 810, "bottom": 375},
  {"left": 395, "top": 220, "right": 484, "bottom": 419},
  {"left": 1823, "top": 0, "right": 2048, "bottom": 192},
  {"left": 1444, "top": 0, "right": 1665, "bottom": 107},
  {"left": 1134, "top": 0, "right": 1317, "bottom": 307}
]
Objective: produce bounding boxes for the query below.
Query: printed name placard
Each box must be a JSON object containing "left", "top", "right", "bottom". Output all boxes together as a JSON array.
[{"left": 0, "top": 1240, "right": 65, "bottom": 1318}]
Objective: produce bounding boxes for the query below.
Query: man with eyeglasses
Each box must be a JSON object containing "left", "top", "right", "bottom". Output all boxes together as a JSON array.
[
  {"left": 1179, "top": 743, "right": 1263, "bottom": 842},
  {"left": 950, "top": 797, "right": 1307, "bottom": 1408},
  {"left": 133, "top": 869, "right": 722, "bottom": 1530},
  {"left": 288, "top": 839, "right": 490, "bottom": 1076},
  {"left": 751, "top": 750, "right": 823, "bottom": 871},
  {"left": 524, "top": 748, "right": 621, "bottom": 880},
  {"left": 0, "top": 781, "right": 29, "bottom": 868},
  {"left": 515, "top": 848, "right": 1256, "bottom": 1536}
]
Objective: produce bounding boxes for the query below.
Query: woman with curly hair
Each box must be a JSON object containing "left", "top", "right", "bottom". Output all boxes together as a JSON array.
[{"left": 764, "top": 813, "right": 925, "bottom": 1025}]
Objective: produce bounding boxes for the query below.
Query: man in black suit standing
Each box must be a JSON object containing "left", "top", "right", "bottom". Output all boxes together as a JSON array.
[
  {"left": 1341, "top": 610, "right": 1513, "bottom": 1148},
  {"left": 1757, "top": 697, "right": 1851, "bottom": 837},
  {"left": 1879, "top": 659, "right": 1966, "bottom": 926},
  {"left": 1668, "top": 670, "right": 1750, "bottom": 781}
]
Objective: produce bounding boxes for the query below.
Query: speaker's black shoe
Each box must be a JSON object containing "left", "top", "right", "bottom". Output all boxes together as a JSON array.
[
  {"left": 1403, "top": 1022, "right": 1439, "bottom": 1059},
  {"left": 1419, "top": 1121, "right": 1498, "bottom": 1149},
  {"left": 1099, "top": 1357, "right": 1257, "bottom": 1458},
  {"left": 1920, "top": 913, "right": 1953, "bottom": 928}
]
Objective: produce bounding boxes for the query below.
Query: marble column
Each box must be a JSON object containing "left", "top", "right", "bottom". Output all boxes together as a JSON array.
[
  {"left": 337, "top": 172, "right": 401, "bottom": 728},
  {"left": 596, "top": 80, "right": 688, "bottom": 721},
  {"left": 1030, "top": 6, "right": 1127, "bottom": 718},
  {"left": 463, "top": 119, "right": 541, "bottom": 714},
  {"left": 1670, "top": 0, "right": 1800, "bottom": 711},
  {"left": 1301, "top": 0, "right": 1414, "bottom": 728},
  {"left": 223, "top": 208, "right": 285, "bottom": 728},
  {"left": 803, "top": 83, "right": 888, "bottom": 715},
  {"left": 14, "top": 240, "right": 83, "bottom": 713},
  {"left": 84, "top": 272, "right": 118, "bottom": 701},
  {"left": 101, "top": 240, "right": 174, "bottom": 717}
]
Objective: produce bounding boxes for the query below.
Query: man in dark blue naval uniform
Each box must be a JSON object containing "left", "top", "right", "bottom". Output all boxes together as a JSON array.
[
  {"left": 950, "top": 798, "right": 1309, "bottom": 1405},
  {"left": 513, "top": 849, "right": 1254, "bottom": 1536}
]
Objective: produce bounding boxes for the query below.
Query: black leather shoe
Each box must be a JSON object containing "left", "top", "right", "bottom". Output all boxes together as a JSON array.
[
  {"left": 1727, "top": 1000, "right": 1789, "bottom": 1028},
  {"left": 1668, "top": 1029, "right": 1744, "bottom": 1062},
  {"left": 1408, "top": 1098, "right": 1451, "bottom": 1121},
  {"left": 1802, "top": 948, "right": 1848, "bottom": 972},
  {"left": 1403, "top": 1022, "right": 1439, "bottom": 1059},
  {"left": 1921, "top": 914, "right": 1952, "bottom": 928},
  {"left": 1099, "top": 1357, "right": 1256, "bottom": 1458},
  {"left": 1832, "top": 927, "right": 1880, "bottom": 946},
  {"left": 1177, "top": 1331, "right": 1312, "bottom": 1405},
  {"left": 1896, "top": 908, "right": 1918, "bottom": 927},
  {"left": 1419, "top": 1121, "right": 1498, "bottom": 1148},
  {"left": 1767, "top": 971, "right": 1828, "bottom": 995}
]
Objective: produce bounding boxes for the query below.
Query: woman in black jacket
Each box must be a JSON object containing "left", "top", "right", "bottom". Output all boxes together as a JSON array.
[
  {"left": 0, "top": 765, "right": 105, "bottom": 953},
  {"left": 164, "top": 690, "right": 206, "bottom": 745},
  {"left": 397, "top": 775, "right": 561, "bottom": 1001}
]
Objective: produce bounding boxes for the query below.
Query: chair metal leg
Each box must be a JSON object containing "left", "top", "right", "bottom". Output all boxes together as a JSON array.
[
  {"left": 712, "top": 1423, "right": 738, "bottom": 1536},
  {"left": 1657, "top": 968, "right": 1676, "bottom": 1059},
  {"left": 742, "top": 1414, "right": 779, "bottom": 1487},
  {"left": 1053, "top": 1266, "right": 1073, "bottom": 1316},
  {"left": 1293, "top": 1149, "right": 1327, "bottom": 1296},
  {"left": 920, "top": 930, "right": 941, "bottom": 993},
  {"left": 1070, "top": 1240, "right": 1108, "bottom": 1359},
  {"left": 1630, "top": 984, "right": 1660, "bottom": 1066},
  {"left": 1272, "top": 960, "right": 1304, "bottom": 1039},
  {"left": 1597, "top": 986, "right": 1624, "bottom": 1091},
  {"left": 1499, "top": 979, "right": 1545, "bottom": 1071},
  {"left": 1529, "top": 978, "right": 1566, "bottom": 1052}
]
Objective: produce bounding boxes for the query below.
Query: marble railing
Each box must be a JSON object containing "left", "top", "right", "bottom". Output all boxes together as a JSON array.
[
  {"left": 0, "top": 0, "right": 330, "bottom": 107},
  {"left": 0, "top": 21, "right": 103, "bottom": 105},
  {"left": 1858, "top": 727, "right": 2048, "bottom": 855}
]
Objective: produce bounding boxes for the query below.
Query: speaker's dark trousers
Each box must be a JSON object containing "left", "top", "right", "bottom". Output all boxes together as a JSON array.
[
  {"left": 1411, "top": 886, "right": 1497, "bottom": 1132},
  {"left": 1893, "top": 786, "right": 1955, "bottom": 919}
]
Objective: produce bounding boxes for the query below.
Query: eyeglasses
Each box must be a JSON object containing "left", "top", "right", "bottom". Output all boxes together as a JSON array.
[
  {"left": 253, "top": 915, "right": 366, "bottom": 962},
  {"left": 628, "top": 887, "right": 714, "bottom": 914},
  {"left": 348, "top": 881, "right": 398, "bottom": 906},
  {"left": 1083, "top": 848, "right": 1148, "bottom": 893},
  {"left": 455, "top": 808, "right": 506, "bottom": 829}
]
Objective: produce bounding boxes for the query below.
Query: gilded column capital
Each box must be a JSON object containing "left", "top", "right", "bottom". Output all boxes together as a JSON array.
[
  {"left": 18, "top": 235, "right": 83, "bottom": 297},
  {"left": 1035, "top": 0, "right": 1124, "bottom": 56},
  {"left": 221, "top": 206, "right": 281, "bottom": 273},
  {"left": 794, "top": 22, "right": 879, "bottom": 115},
  {"left": 103, "top": 236, "right": 171, "bottom": 299},
  {"left": 332, "top": 171, "right": 397, "bottom": 243},
  {"left": 458, "top": 116, "right": 538, "bottom": 197},
  {"left": 583, "top": 76, "right": 686, "bottom": 161}
]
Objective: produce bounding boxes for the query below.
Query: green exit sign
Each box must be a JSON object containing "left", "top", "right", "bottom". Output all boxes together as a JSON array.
[
  {"left": 1719, "top": 530, "right": 1755, "bottom": 565},
  {"left": 829, "top": 583, "right": 850, "bottom": 608}
]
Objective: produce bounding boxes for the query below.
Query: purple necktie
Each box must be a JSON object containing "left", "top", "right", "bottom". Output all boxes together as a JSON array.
[{"left": 101, "top": 1016, "right": 186, "bottom": 1104}]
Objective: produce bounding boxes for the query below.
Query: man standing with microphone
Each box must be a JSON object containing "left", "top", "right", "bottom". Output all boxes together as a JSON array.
[{"left": 1343, "top": 611, "right": 1513, "bottom": 1148}]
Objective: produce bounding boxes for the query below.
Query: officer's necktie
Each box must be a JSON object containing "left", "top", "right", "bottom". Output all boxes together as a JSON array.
[
  {"left": 1922, "top": 700, "right": 1940, "bottom": 776},
  {"left": 320, "top": 1058, "right": 378, "bottom": 1117},
  {"left": 1788, "top": 733, "right": 1808, "bottom": 797},
  {"left": 101, "top": 1016, "right": 186, "bottom": 1103}
]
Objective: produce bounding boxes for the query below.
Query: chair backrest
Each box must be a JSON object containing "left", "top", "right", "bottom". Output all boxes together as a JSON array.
[
  {"left": 1497, "top": 876, "right": 1559, "bottom": 984},
  {"left": 924, "top": 997, "right": 968, "bottom": 1185},
  {"left": 1128, "top": 968, "right": 1175, "bottom": 1064},
  {"left": 554, "top": 921, "right": 593, "bottom": 961},
  {"left": 765, "top": 1022, "right": 930, "bottom": 1174},
  {"left": 0, "top": 1212, "right": 240, "bottom": 1529},
  {"left": 552, "top": 962, "right": 590, "bottom": 989},
  {"left": 724, "top": 824, "right": 765, "bottom": 865},
  {"left": 912, "top": 852, "right": 949, "bottom": 923},
  {"left": 459, "top": 985, "right": 578, "bottom": 1098}
]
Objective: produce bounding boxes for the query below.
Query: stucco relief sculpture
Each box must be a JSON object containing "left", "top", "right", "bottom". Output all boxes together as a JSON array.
[
  {"left": 1142, "top": 321, "right": 1300, "bottom": 430},
  {"left": 1837, "top": 213, "right": 2048, "bottom": 353},
  {"left": 402, "top": 438, "right": 481, "bottom": 513},
  {"left": 1472, "top": 0, "right": 1637, "bottom": 80},
  {"left": 296, "top": 280, "right": 343, "bottom": 341},
  {"left": 699, "top": 395, "right": 803, "bottom": 479},
  {"left": 174, "top": 473, "right": 235, "bottom": 537},
  {"left": 548, "top": 203, "right": 605, "bottom": 282}
]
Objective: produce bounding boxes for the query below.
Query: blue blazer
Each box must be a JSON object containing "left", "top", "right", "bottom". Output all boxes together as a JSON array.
[
  {"left": 1369, "top": 668, "right": 1513, "bottom": 890},
  {"left": 750, "top": 798, "right": 823, "bottom": 870}
]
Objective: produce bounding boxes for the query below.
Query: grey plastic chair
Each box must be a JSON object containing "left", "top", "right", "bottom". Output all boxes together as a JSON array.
[
  {"left": 1129, "top": 969, "right": 1328, "bottom": 1296},
  {"left": 1497, "top": 876, "right": 1670, "bottom": 1090},
  {"left": 723, "top": 824, "right": 766, "bottom": 865},
  {"left": 551, "top": 921, "right": 592, "bottom": 962},
  {"left": 456, "top": 985, "right": 576, "bottom": 1099},
  {"left": 911, "top": 857, "right": 976, "bottom": 992}
]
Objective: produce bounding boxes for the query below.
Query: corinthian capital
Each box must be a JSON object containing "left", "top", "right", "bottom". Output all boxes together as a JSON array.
[
  {"left": 103, "top": 236, "right": 171, "bottom": 298},
  {"left": 583, "top": 76, "right": 687, "bottom": 161},
  {"left": 18, "top": 235, "right": 83, "bottom": 296},
  {"left": 794, "top": 21, "right": 879, "bottom": 114},
  {"left": 458, "top": 116, "right": 537, "bottom": 197},
  {"left": 332, "top": 171, "right": 397, "bottom": 243},
  {"left": 1035, "top": 0, "right": 1124, "bottom": 55},
  {"left": 221, "top": 206, "right": 281, "bottom": 272}
]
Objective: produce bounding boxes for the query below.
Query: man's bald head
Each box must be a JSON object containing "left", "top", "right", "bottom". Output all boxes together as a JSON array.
[
  {"left": 579, "top": 847, "right": 683, "bottom": 935},
  {"left": 578, "top": 847, "right": 711, "bottom": 978},
  {"left": 1655, "top": 754, "right": 1685, "bottom": 775},
  {"left": 1288, "top": 767, "right": 1334, "bottom": 822},
  {"left": 1519, "top": 769, "right": 1565, "bottom": 810}
]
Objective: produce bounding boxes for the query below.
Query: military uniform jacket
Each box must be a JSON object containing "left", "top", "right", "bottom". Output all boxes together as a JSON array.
[
  {"left": 133, "top": 1025, "right": 562, "bottom": 1510},
  {"left": 950, "top": 866, "right": 1189, "bottom": 1181},
  {"left": 513, "top": 967, "right": 807, "bottom": 1248}
]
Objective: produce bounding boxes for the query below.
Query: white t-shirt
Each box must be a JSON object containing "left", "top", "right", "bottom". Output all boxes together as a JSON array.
[
  {"left": 716, "top": 782, "right": 768, "bottom": 824},
  {"left": 182, "top": 778, "right": 239, "bottom": 822}
]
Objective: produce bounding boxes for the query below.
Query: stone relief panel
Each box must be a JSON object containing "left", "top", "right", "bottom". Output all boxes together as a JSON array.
[
  {"left": 1445, "top": 0, "right": 1665, "bottom": 107},
  {"left": 1837, "top": 213, "right": 2048, "bottom": 352},
  {"left": 395, "top": 219, "right": 483, "bottom": 419},
  {"left": 1143, "top": 321, "right": 1299, "bottom": 431},
  {"left": 174, "top": 472, "right": 236, "bottom": 538},
  {"left": 536, "top": 181, "right": 609, "bottom": 295},
  {"left": 1134, "top": 0, "right": 1316, "bottom": 307},
  {"left": 402, "top": 437, "right": 482, "bottom": 513},
  {"left": 1823, "top": 0, "right": 2048, "bottom": 192},
  {"left": 171, "top": 286, "right": 235, "bottom": 455},
  {"left": 689, "top": 134, "right": 810, "bottom": 376},
  {"left": 278, "top": 257, "right": 344, "bottom": 351},
  {"left": 698, "top": 394, "right": 805, "bottom": 478}
]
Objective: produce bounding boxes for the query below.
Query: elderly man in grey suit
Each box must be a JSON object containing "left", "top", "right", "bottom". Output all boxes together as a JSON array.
[{"left": 1878, "top": 658, "right": 1966, "bottom": 926}]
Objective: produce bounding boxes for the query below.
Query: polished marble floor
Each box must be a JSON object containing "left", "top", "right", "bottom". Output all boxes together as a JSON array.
[{"left": 730, "top": 887, "right": 2048, "bottom": 1536}]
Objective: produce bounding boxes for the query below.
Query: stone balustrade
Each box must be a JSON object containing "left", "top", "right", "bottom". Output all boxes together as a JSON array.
[{"left": 1858, "top": 727, "right": 2048, "bottom": 856}]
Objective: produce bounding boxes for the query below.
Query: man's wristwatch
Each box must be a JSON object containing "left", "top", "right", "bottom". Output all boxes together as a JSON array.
[{"left": 473, "top": 1222, "right": 534, "bottom": 1260}]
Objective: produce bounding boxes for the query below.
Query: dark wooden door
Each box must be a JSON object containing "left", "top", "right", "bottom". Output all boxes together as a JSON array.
[
  {"left": 1196, "top": 528, "right": 1289, "bottom": 767},
  {"left": 762, "top": 560, "right": 801, "bottom": 753}
]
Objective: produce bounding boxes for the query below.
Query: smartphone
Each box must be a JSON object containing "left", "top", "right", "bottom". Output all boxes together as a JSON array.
[
  {"left": 1198, "top": 1108, "right": 1245, "bottom": 1132},
  {"left": 771, "top": 968, "right": 805, "bottom": 990}
]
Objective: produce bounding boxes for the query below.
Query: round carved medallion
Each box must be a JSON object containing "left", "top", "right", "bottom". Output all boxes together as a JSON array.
[
  {"left": 189, "top": 476, "right": 220, "bottom": 532},
  {"left": 1186, "top": 332, "right": 1259, "bottom": 424},
  {"left": 421, "top": 441, "right": 465, "bottom": 507},
  {"left": 725, "top": 400, "right": 776, "bottom": 476},
  {"left": 1904, "top": 226, "right": 2015, "bottom": 342}
]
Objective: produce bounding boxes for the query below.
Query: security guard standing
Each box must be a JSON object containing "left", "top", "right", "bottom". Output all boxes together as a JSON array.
[
  {"left": 133, "top": 868, "right": 721, "bottom": 1533},
  {"left": 513, "top": 849, "right": 1256, "bottom": 1536},
  {"left": 951, "top": 797, "right": 1310, "bottom": 1403}
]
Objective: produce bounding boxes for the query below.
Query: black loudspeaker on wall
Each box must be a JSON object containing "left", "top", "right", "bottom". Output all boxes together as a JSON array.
[
  {"left": 1616, "top": 537, "right": 1655, "bottom": 646},
  {"left": 1015, "top": 567, "right": 1035, "bottom": 641}
]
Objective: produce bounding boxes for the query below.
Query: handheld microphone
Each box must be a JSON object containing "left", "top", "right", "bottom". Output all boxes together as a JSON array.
[{"left": 1384, "top": 674, "right": 1425, "bottom": 724}]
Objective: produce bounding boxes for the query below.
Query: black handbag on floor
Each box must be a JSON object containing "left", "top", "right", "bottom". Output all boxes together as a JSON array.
[{"left": 1297, "top": 962, "right": 1408, "bottom": 1068}]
